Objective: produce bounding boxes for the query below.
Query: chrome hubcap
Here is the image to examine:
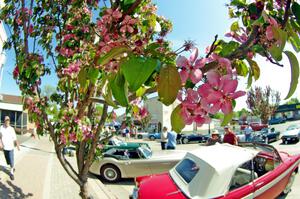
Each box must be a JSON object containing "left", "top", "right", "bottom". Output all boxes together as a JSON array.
[{"left": 104, "top": 168, "right": 117, "bottom": 180}]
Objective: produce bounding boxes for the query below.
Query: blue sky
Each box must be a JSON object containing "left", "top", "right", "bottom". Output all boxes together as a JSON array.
[{"left": 1, "top": 0, "right": 299, "bottom": 110}]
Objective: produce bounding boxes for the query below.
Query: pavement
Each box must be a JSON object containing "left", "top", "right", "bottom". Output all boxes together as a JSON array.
[{"left": 0, "top": 134, "right": 116, "bottom": 199}]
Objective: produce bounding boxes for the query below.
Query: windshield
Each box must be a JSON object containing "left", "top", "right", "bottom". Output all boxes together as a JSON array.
[
  {"left": 139, "top": 146, "right": 152, "bottom": 158},
  {"left": 111, "top": 138, "right": 125, "bottom": 146},
  {"left": 287, "top": 125, "right": 300, "bottom": 131},
  {"left": 175, "top": 159, "right": 199, "bottom": 183}
]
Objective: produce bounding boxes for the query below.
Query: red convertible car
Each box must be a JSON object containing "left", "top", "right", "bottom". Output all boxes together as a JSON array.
[
  {"left": 131, "top": 143, "right": 300, "bottom": 199},
  {"left": 241, "top": 122, "right": 268, "bottom": 131}
]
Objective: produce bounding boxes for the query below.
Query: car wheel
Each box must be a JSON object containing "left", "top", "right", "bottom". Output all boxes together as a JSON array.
[
  {"left": 100, "top": 164, "right": 121, "bottom": 182},
  {"left": 149, "top": 136, "right": 155, "bottom": 141},
  {"left": 282, "top": 172, "right": 296, "bottom": 195},
  {"left": 182, "top": 138, "right": 189, "bottom": 144},
  {"left": 137, "top": 135, "right": 143, "bottom": 139}
]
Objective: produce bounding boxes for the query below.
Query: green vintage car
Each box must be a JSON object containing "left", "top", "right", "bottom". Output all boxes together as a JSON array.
[{"left": 103, "top": 137, "right": 150, "bottom": 152}]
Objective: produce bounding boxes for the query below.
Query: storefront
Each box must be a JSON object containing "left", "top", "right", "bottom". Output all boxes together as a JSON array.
[{"left": 274, "top": 103, "right": 300, "bottom": 120}]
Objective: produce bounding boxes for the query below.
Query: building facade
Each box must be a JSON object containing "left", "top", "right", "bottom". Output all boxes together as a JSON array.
[{"left": 274, "top": 103, "right": 300, "bottom": 120}]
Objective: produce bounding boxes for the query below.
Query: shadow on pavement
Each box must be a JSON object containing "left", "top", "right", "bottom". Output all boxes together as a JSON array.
[
  {"left": 88, "top": 173, "right": 135, "bottom": 186},
  {"left": 0, "top": 166, "right": 12, "bottom": 178},
  {"left": 20, "top": 144, "right": 55, "bottom": 154},
  {"left": 0, "top": 180, "right": 33, "bottom": 199}
]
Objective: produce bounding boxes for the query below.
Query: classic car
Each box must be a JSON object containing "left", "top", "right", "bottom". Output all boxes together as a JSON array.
[
  {"left": 179, "top": 133, "right": 210, "bottom": 144},
  {"left": 131, "top": 143, "right": 300, "bottom": 199},
  {"left": 268, "top": 117, "right": 286, "bottom": 125},
  {"left": 135, "top": 132, "right": 149, "bottom": 139},
  {"left": 90, "top": 146, "right": 187, "bottom": 182},
  {"left": 147, "top": 132, "right": 161, "bottom": 140},
  {"left": 281, "top": 124, "right": 300, "bottom": 144},
  {"left": 252, "top": 128, "right": 280, "bottom": 144},
  {"left": 103, "top": 137, "right": 150, "bottom": 152},
  {"left": 241, "top": 122, "right": 268, "bottom": 131}
]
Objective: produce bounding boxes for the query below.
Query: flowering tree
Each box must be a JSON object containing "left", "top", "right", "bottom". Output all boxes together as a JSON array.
[
  {"left": 1, "top": 0, "right": 299, "bottom": 198},
  {"left": 247, "top": 86, "right": 281, "bottom": 124}
]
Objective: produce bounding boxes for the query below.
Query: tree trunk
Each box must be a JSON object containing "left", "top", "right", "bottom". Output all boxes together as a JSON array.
[{"left": 79, "top": 180, "right": 89, "bottom": 199}]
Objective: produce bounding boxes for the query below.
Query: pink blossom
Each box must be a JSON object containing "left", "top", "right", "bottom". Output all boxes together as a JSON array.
[
  {"left": 62, "top": 61, "right": 81, "bottom": 77},
  {"left": 63, "top": 34, "right": 76, "bottom": 42},
  {"left": 120, "top": 16, "right": 136, "bottom": 33},
  {"left": 266, "top": 17, "right": 279, "bottom": 41},
  {"left": 209, "top": 54, "right": 233, "bottom": 75},
  {"left": 69, "top": 132, "right": 77, "bottom": 143},
  {"left": 60, "top": 133, "right": 67, "bottom": 145},
  {"left": 29, "top": 24, "right": 34, "bottom": 35},
  {"left": 59, "top": 47, "right": 75, "bottom": 57},
  {"left": 198, "top": 71, "right": 246, "bottom": 114},
  {"left": 176, "top": 48, "right": 206, "bottom": 84}
]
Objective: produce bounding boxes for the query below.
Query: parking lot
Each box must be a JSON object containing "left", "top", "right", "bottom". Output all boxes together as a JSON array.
[{"left": 99, "top": 121, "right": 300, "bottom": 199}]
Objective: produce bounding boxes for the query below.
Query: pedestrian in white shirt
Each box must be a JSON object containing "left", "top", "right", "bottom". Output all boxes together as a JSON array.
[
  {"left": 160, "top": 127, "right": 168, "bottom": 150},
  {"left": 0, "top": 116, "right": 20, "bottom": 180}
]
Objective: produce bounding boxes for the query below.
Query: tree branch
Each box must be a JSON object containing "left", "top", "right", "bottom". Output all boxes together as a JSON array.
[
  {"left": 123, "top": 0, "right": 142, "bottom": 16},
  {"left": 282, "top": 0, "right": 292, "bottom": 28},
  {"left": 263, "top": 51, "right": 284, "bottom": 67},
  {"left": 205, "top": 35, "right": 218, "bottom": 58}
]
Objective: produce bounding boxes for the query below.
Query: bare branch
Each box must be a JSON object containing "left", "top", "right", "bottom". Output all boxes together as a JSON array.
[
  {"left": 205, "top": 35, "right": 218, "bottom": 58},
  {"left": 282, "top": 0, "right": 292, "bottom": 28},
  {"left": 263, "top": 51, "right": 284, "bottom": 67}
]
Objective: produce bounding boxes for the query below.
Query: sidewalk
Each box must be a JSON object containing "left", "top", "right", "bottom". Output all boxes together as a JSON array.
[{"left": 0, "top": 135, "right": 116, "bottom": 199}]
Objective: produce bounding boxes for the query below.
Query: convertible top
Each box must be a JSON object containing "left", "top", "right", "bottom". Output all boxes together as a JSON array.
[{"left": 170, "top": 143, "right": 259, "bottom": 199}]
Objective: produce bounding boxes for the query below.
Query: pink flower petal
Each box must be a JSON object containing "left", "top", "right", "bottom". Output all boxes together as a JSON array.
[
  {"left": 198, "top": 83, "right": 213, "bottom": 97},
  {"left": 266, "top": 25, "right": 274, "bottom": 41},
  {"left": 187, "top": 89, "right": 199, "bottom": 103},
  {"left": 221, "top": 100, "right": 233, "bottom": 114},
  {"left": 194, "top": 58, "right": 207, "bottom": 69},
  {"left": 222, "top": 79, "right": 238, "bottom": 95},
  {"left": 177, "top": 90, "right": 185, "bottom": 102},
  {"left": 189, "top": 48, "right": 198, "bottom": 64},
  {"left": 210, "top": 102, "right": 221, "bottom": 114},
  {"left": 206, "top": 91, "right": 223, "bottom": 104},
  {"left": 194, "top": 116, "right": 205, "bottom": 127},
  {"left": 176, "top": 56, "right": 189, "bottom": 68},
  {"left": 194, "top": 106, "right": 204, "bottom": 115},
  {"left": 230, "top": 91, "right": 246, "bottom": 99},
  {"left": 206, "top": 71, "right": 220, "bottom": 88},
  {"left": 190, "top": 69, "right": 203, "bottom": 84},
  {"left": 218, "top": 57, "right": 231, "bottom": 70},
  {"left": 179, "top": 69, "right": 189, "bottom": 84}
]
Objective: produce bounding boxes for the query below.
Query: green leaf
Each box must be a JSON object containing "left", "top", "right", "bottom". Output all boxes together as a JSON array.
[
  {"left": 95, "top": 46, "right": 129, "bottom": 66},
  {"left": 233, "top": 60, "right": 249, "bottom": 77},
  {"left": 230, "top": 21, "right": 239, "bottom": 32},
  {"left": 110, "top": 72, "right": 129, "bottom": 106},
  {"left": 124, "top": 0, "right": 136, "bottom": 5},
  {"left": 157, "top": 65, "right": 181, "bottom": 106},
  {"left": 221, "top": 112, "right": 233, "bottom": 126},
  {"left": 219, "top": 41, "right": 240, "bottom": 57},
  {"left": 283, "top": 51, "right": 299, "bottom": 99},
  {"left": 292, "top": 2, "right": 300, "bottom": 25},
  {"left": 78, "top": 69, "right": 88, "bottom": 89},
  {"left": 121, "top": 55, "right": 160, "bottom": 91},
  {"left": 101, "top": 77, "right": 118, "bottom": 108},
  {"left": 269, "top": 45, "right": 283, "bottom": 61},
  {"left": 269, "top": 27, "right": 288, "bottom": 61},
  {"left": 171, "top": 105, "right": 185, "bottom": 133},
  {"left": 247, "top": 70, "right": 253, "bottom": 89},
  {"left": 287, "top": 22, "right": 300, "bottom": 52},
  {"left": 87, "top": 68, "right": 100, "bottom": 84},
  {"left": 247, "top": 59, "right": 260, "bottom": 80},
  {"left": 136, "top": 86, "right": 147, "bottom": 97},
  {"left": 230, "top": 0, "right": 246, "bottom": 7}
]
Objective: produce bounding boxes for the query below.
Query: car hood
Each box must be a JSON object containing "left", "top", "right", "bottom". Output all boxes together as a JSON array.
[
  {"left": 150, "top": 150, "right": 187, "bottom": 160},
  {"left": 137, "top": 173, "right": 186, "bottom": 199},
  {"left": 282, "top": 129, "right": 299, "bottom": 136}
]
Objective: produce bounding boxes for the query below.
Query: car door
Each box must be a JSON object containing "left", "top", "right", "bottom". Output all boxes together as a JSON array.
[
  {"left": 122, "top": 150, "right": 152, "bottom": 177},
  {"left": 252, "top": 151, "right": 290, "bottom": 199},
  {"left": 147, "top": 156, "right": 179, "bottom": 174},
  {"left": 223, "top": 160, "right": 255, "bottom": 199}
]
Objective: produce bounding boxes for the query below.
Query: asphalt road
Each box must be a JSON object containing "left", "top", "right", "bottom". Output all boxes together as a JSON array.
[{"left": 100, "top": 120, "right": 300, "bottom": 199}]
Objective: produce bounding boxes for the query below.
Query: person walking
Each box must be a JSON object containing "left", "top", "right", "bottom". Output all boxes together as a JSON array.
[
  {"left": 160, "top": 127, "right": 168, "bottom": 150},
  {"left": 223, "top": 126, "right": 238, "bottom": 146},
  {"left": 244, "top": 124, "right": 253, "bottom": 142},
  {"left": 0, "top": 116, "right": 20, "bottom": 180},
  {"left": 166, "top": 129, "right": 177, "bottom": 150}
]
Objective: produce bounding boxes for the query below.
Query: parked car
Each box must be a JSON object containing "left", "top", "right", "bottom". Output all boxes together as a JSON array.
[
  {"left": 103, "top": 137, "right": 150, "bottom": 152},
  {"left": 90, "top": 146, "right": 187, "bottom": 182},
  {"left": 268, "top": 117, "right": 286, "bottom": 125},
  {"left": 135, "top": 132, "right": 149, "bottom": 139},
  {"left": 252, "top": 128, "right": 280, "bottom": 144},
  {"left": 147, "top": 132, "right": 161, "bottom": 140},
  {"left": 241, "top": 122, "right": 268, "bottom": 131},
  {"left": 281, "top": 124, "right": 300, "bottom": 144},
  {"left": 179, "top": 133, "right": 209, "bottom": 144},
  {"left": 235, "top": 131, "right": 246, "bottom": 142},
  {"left": 131, "top": 143, "right": 300, "bottom": 199}
]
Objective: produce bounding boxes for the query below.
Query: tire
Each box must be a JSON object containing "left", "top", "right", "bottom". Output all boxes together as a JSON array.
[
  {"left": 149, "top": 136, "right": 155, "bottom": 141},
  {"left": 137, "top": 135, "right": 143, "bottom": 139},
  {"left": 182, "top": 138, "right": 189, "bottom": 144},
  {"left": 100, "top": 164, "right": 121, "bottom": 182},
  {"left": 282, "top": 172, "right": 296, "bottom": 195}
]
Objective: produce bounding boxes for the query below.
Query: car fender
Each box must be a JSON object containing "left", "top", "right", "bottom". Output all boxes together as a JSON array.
[{"left": 91, "top": 158, "right": 127, "bottom": 178}]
